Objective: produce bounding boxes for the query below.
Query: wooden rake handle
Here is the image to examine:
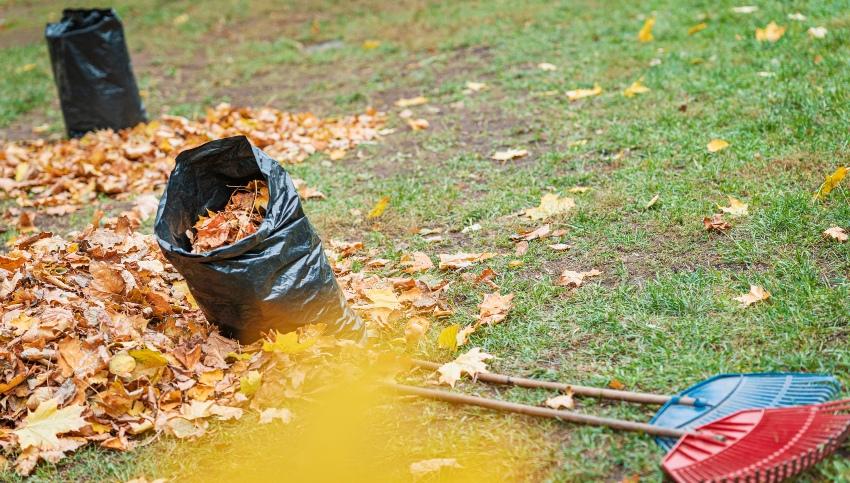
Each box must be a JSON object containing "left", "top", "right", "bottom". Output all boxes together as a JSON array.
[
  {"left": 388, "top": 383, "right": 693, "bottom": 438},
  {"left": 411, "top": 359, "right": 701, "bottom": 407}
]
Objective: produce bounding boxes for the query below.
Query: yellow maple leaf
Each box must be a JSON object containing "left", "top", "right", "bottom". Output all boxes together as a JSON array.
[
  {"left": 14, "top": 162, "right": 29, "bottom": 182},
  {"left": 623, "top": 79, "right": 650, "bottom": 97},
  {"left": 262, "top": 330, "right": 317, "bottom": 354},
  {"left": 362, "top": 287, "right": 401, "bottom": 310},
  {"left": 755, "top": 22, "right": 786, "bottom": 42},
  {"left": 437, "top": 324, "right": 460, "bottom": 351},
  {"left": 13, "top": 399, "right": 86, "bottom": 450},
  {"left": 638, "top": 17, "right": 655, "bottom": 42},
  {"left": 688, "top": 22, "right": 708, "bottom": 35},
  {"left": 566, "top": 84, "right": 602, "bottom": 101},
  {"left": 814, "top": 166, "right": 847, "bottom": 200},
  {"left": 239, "top": 370, "right": 262, "bottom": 396},
  {"left": 718, "top": 196, "right": 748, "bottom": 217},
  {"left": 368, "top": 196, "right": 390, "bottom": 218},
  {"left": 128, "top": 348, "right": 168, "bottom": 367},
  {"left": 437, "top": 347, "right": 494, "bottom": 387},
  {"left": 362, "top": 39, "right": 381, "bottom": 50},
  {"left": 707, "top": 139, "right": 730, "bottom": 152},
  {"left": 523, "top": 193, "right": 576, "bottom": 220}
]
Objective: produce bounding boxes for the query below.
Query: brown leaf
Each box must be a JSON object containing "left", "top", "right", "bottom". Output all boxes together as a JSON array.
[
  {"left": 703, "top": 214, "right": 731, "bottom": 232},
  {"left": 734, "top": 285, "right": 771, "bottom": 307},
  {"left": 478, "top": 292, "right": 514, "bottom": 326},
  {"left": 89, "top": 261, "right": 126, "bottom": 294},
  {"left": 557, "top": 269, "right": 602, "bottom": 288}
]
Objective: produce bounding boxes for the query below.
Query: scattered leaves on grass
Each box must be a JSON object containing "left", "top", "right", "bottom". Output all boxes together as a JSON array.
[
  {"left": 814, "top": 166, "right": 847, "bottom": 200},
  {"left": 438, "top": 252, "right": 496, "bottom": 270},
  {"left": 491, "top": 149, "right": 528, "bottom": 161},
  {"left": 637, "top": 17, "right": 655, "bottom": 42},
  {"left": 823, "top": 226, "right": 848, "bottom": 242},
  {"left": 703, "top": 213, "right": 731, "bottom": 232},
  {"left": 190, "top": 180, "right": 267, "bottom": 253},
  {"left": 557, "top": 269, "right": 602, "bottom": 288},
  {"left": 623, "top": 79, "right": 650, "bottom": 97},
  {"left": 566, "top": 84, "right": 602, "bottom": 101},
  {"left": 718, "top": 196, "right": 748, "bottom": 217},
  {"left": 523, "top": 194, "right": 576, "bottom": 220},
  {"left": 544, "top": 391, "right": 575, "bottom": 410},
  {"left": 707, "top": 139, "right": 729, "bottom": 152},
  {"left": 410, "top": 458, "right": 461, "bottom": 477},
  {"left": 688, "top": 22, "right": 708, "bottom": 35},
  {"left": 437, "top": 348, "right": 494, "bottom": 387},
  {"left": 368, "top": 196, "right": 391, "bottom": 218},
  {"left": 755, "top": 22, "right": 786, "bottom": 43},
  {"left": 734, "top": 285, "right": 771, "bottom": 307}
]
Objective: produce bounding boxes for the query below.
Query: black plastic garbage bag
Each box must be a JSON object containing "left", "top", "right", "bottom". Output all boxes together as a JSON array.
[
  {"left": 46, "top": 9, "right": 147, "bottom": 138},
  {"left": 154, "top": 135, "right": 363, "bottom": 342}
]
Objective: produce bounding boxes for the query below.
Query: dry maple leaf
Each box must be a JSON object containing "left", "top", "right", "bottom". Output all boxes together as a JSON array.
[
  {"left": 734, "top": 285, "right": 771, "bottom": 307},
  {"left": 823, "top": 226, "right": 848, "bottom": 242},
  {"left": 14, "top": 399, "right": 87, "bottom": 450},
  {"left": 637, "top": 17, "right": 655, "bottom": 42},
  {"left": 465, "top": 81, "right": 487, "bottom": 92},
  {"left": 407, "top": 118, "right": 429, "bottom": 131},
  {"left": 719, "top": 196, "right": 748, "bottom": 217},
  {"left": 511, "top": 224, "right": 551, "bottom": 242},
  {"left": 756, "top": 22, "right": 786, "bottom": 42},
  {"left": 191, "top": 181, "right": 266, "bottom": 253},
  {"left": 523, "top": 194, "right": 576, "bottom": 220},
  {"left": 545, "top": 391, "right": 575, "bottom": 410},
  {"left": 438, "top": 252, "right": 496, "bottom": 270},
  {"left": 703, "top": 214, "right": 731, "bottom": 232},
  {"left": 538, "top": 62, "right": 557, "bottom": 71},
  {"left": 437, "top": 348, "right": 494, "bottom": 387},
  {"left": 400, "top": 252, "right": 434, "bottom": 273},
  {"left": 491, "top": 149, "right": 528, "bottom": 161},
  {"left": 292, "top": 178, "right": 325, "bottom": 200},
  {"left": 478, "top": 292, "right": 514, "bottom": 326},
  {"left": 623, "top": 79, "right": 650, "bottom": 97},
  {"left": 557, "top": 269, "right": 602, "bottom": 288},
  {"left": 566, "top": 84, "right": 602, "bottom": 101},
  {"left": 707, "top": 139, "right": 730, "bottom": 152}
]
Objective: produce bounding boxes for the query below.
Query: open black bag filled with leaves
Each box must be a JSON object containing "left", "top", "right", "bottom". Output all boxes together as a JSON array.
[
  {"left": 154, "top": 135, "right": 362, "bottom": 342},
  {"left": 46, "top": 8, "right": 147, "bottom": 138}
]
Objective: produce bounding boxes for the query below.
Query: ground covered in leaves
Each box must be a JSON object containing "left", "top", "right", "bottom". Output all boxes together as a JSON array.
[{"left": 2, "top": 0, "right": 850, "bottom": 481}]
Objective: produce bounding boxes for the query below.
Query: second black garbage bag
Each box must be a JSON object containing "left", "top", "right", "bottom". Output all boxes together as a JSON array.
[
  {"left": 46, "top": 9, "right": 147, "bottom": 138},
  {"left": 154, "top": 135, "right": 362, "bottom": 342}
]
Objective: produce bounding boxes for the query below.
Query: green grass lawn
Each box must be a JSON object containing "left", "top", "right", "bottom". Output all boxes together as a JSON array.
[{"left": 2, "top": 0, "right": 850, "bottom": 481}]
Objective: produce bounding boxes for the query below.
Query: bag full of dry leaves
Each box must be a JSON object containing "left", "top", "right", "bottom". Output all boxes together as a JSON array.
[{"left": 154, "top": 135, "right": 362, "bottom": 342}]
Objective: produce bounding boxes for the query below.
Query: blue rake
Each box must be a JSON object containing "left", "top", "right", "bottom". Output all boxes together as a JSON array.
[{"left": 649, "top": 372, "right": 841, "bottom": 450}]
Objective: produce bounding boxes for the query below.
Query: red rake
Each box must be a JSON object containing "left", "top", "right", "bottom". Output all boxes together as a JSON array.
[{"left": 389, "top": 384, "right": 850, "bottom": 482}]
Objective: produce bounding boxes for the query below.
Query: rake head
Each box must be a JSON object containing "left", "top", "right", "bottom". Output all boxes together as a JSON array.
[
  {"left": 662, "top": 398, "right": 850, "bottom": 482},
  {"left": 651, "top": 373, "right": 840, "bottom": 450}
]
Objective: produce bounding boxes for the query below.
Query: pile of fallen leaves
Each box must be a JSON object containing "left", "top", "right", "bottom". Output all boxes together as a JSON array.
[
  {"left": 189, "top": 181, "right": 268, "bottom": 253},
  {"left": 0, "top": 212, "right": 357, "bottom": 474},
  {"left": 0, "top": 104, "right": 386, "bottom": 221}
]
